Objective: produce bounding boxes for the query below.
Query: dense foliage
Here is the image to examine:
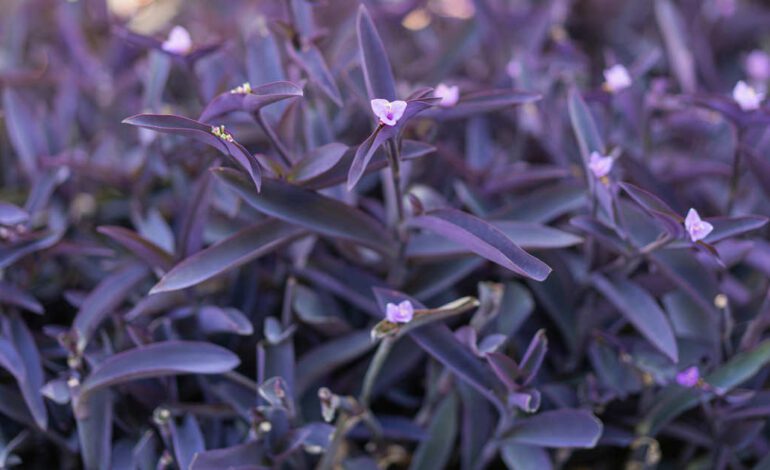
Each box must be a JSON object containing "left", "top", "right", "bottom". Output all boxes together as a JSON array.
[{"left": 2, "top": 0, "right": 770, "bottom": 468}]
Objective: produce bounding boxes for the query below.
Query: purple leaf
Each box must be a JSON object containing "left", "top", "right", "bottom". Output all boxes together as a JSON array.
[
  {"left": 407, "top": 208, "right": 551, "bottom": 281},
  {"left": 190, "top": 441, "right": 265, "bottom": 470},
  {"left": 150, "top": 220, "right": 305, "bottom": 293},
  {"left": 591, "top": 274, "right": 678, "bottom": 362},
  {"left": 71, "top": 263, "right": 148, "bottom": 352},
  {"left": 170, "top": 415, "right": 205, "bottom": 470},
  {"left": 357, "top": 5, "right": 396, "bottom": 101},
  {"left": 503, "top": 409, "right": 603, "bottom": 448},
  {"left": 486, "top": 352, "right": 519, "bottom": 393},
  {"left": 97, "top": 226, "right": 174, "bottom": 271},
  {"left": 619, "top": 182, "right": 683, "bottom": 236},
  {"left": 79, "top": 341, "right": 240, "bottom": 397},
  {"left": 0, "top": 202, "right": 29, "bottom": 226},
  {"left": 500, "top": 443, "right": 553, "bottom": 470},
  {"left": 406, "top": 221, "right": 582, "bottom": 259},
  {"left": 0, "top": 281, "right": 43, "bottom": 314},
  {"left": 519, "top": 329, "right": 547, "bottom": 387},
  {"left": 410, "top": 393, "right": 458, "bottom": 470},
  {"left": 655, "top": 0, "right": 696, "bottom": 93},
  {"left": 214, "top": 168, "right": 396, "bottom": 255},
  {"left": 122, "top": 114, "right": 262, "bottom": 191},
  {"left": 424, "top": 89, "right": 541, "bottom": 120},
  {"left": 286, "top": 45, "right": 342, "bottom": 106},
  {"left": 198, "top": 81, "right": 303, "bottom": 123},
  {"left": 568, "top": 88, "right": 605, "bottom": 161},
  {"left": 6, "top": 314, "right": 47, "bottom": 429},
  {"left": 295, "top": 330, "right": 375, "bottom": 396},
  {"left": 76, "top": 388, "right": 113, "bottom": 470},
  {"left": 2, "top": 88, "right": 46, "bottom": 176},
  {"left": 289, "top": 143, "right": 349, "bottom": 183}
]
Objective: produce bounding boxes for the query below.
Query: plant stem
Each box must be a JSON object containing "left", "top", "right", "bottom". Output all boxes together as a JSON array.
[
  {"left": 726, "top": 126, "right": 744, "bottom": 214},
  {"left": 386, "top": 139, "right": 405, "bottom": 231},
  {"left": 359, "top": 336, "right": 395, "bottom": 408}
]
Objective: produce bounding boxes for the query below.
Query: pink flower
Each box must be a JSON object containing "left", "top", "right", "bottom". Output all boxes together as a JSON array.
[
  {"left": 371, "top": 99, "right": 407, "bottom": 126},
  {"left": 386, "top": 300, "right": 414, "bottom": 323},
  {"left": 434, "top": 83, "right": 459, "bottom": 107},
  {"left": 588, "top": 151, "right": 614, "bottom": 178},
  {"left": 732, "top": 80, "right": 764, "bottom": 111},
  {"left": 684, "top": 208, "right": 713, "bottom": 243},
  {"left": 746, "top": 50, "right": 770, "bottom": 82},
  {"left": 675, "top": 366, "right": 700, "bottom": 388},
  {"left": 603, "top": 64, "right": 632, "bottom": 93},
  {"left": 162, "top": 26, "right": 193, "bottom": 55}
]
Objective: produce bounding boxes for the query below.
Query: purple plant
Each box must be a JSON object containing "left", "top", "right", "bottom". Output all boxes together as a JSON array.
[{"left": 1, "top": 0, "right": 770, "bottom": 468}]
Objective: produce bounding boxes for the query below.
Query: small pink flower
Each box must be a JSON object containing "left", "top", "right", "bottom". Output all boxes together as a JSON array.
[
  {"left": 386, "top": 300, "right": 414, "bottom": 323},
  {"left": 371, "top": 99, "right": 407, "bottom": 126},
  {"left": 603, "top": 64, "right": 632, "bottom": 93},
  {"left": 162, "top": 26, "right": 193, "bottom": 55},
  {"left": 588, "top": 151, "right": 614, "bottom": 178},
  {"left": 675, "top": 366, "right": 700, "bottom": 388},
  {"left": 434, "top": 83, "right": 459, "bottom": 107},
  {"left": 684, "top": 208, "right": 713, "bottom": 243},
  {"left": 506, "top": 59, "right": 521, "bottom": 79},
  {"left": 746, "top": 50, "right": 770, "bottom": 82},
  {"left": 732, "top": 80, "right": 764, "bottom": 111}
]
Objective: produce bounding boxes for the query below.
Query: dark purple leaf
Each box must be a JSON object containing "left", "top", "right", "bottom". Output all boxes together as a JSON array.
[
  {"left": 410, "top": 393, "right": 457, "bottom": 470},
  {"left": 503, "top": 409, "right": 603, "bottom": 448},
  {"left": 97, "top": 226, "right": 174, "bottom": 271},
  {"left": 170, "top": 415, "right": 205, "bottom": 470},
  {"left": 424, "top": 89, "right": 541, "bottom": 120},
  {"left": 150, "top": 220, "right": 305, "bottom": 293},
  {"left": 0, "top": 282, "right": 43, "bottom": 314},
  {"left": 79, "top": 341, "right": 240, "bottom": 397},
  {"left": 288, "top": 143, "right": 349, "bottom": 183},
  {"left": 655, "top": 0, "right": 696, "bottom": 93},
  {"left": 198, "top": 81, "right": 303, "bottom": 123},
  {"left": 591, "top": 274, "right": 679, "bottom": 362},
  {"left": 214, "top": 168, "right": 396, "bottom": 255},
  {"left": 500, "top": 443, "right": 553, "bottom": 470},
  {"left": 357, "top": 5, "right": 396, "bottom": 101},
  {"left": 286, "top": 45, "right": 342, "bottom": 106},
  {"left": 190, "top": 441, "right": 265, "bottom": 470},
  {"left": 407, "top": 208, "right": 551, "bottom": 281},
  {"left": 71, "top": 263, "right": 148, "bottom": 352},
  {"left": 122, "top": 114, "right": 262, "bottom": 191},
  {"left": 0, "top": 202, "right": 29, "bottom": 226}
]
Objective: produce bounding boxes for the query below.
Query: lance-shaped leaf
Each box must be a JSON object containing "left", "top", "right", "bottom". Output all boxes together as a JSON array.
[
  {"left": 519, "top": 329, "right": 547, "bottom": 386},
  {"left": 568, "top": 88, "right": 604, "bottom": 160},
  {"left": 122, "top": 114, "right": 262, "bottom": 191},
  {"left": 76, "top": 388, "right": 113, "bottom": 470},
  {"left": 190, "top": 441, "right": 265, "bottom": 470},
  {"left": 2, "top": 88, "right": 46, "bottom": 176},
  {"left": 423, "top": 89, "right": 541, "bottom": 120},
  {"left": 71, "top": 263, "right": 148, "bottom": 352},
  {"left": 347, "top": 97, "right": 439, "bottom": 190},
  {"left": 503, "top": 409, "right": 603, "bottom": 448},
  {"left": 214, "top": 168, "right": 396, "bottom": 255},
  {"left": 406, "top": 221, "right": 582, "bottom": 259},
  {"left": 170, "top": 415, "right": 205, "bottom": 470},
  {"left": 198, "top": 81, "right": 303, "bottom": 123},
  {"left": 655, "top": 0, "right": 696, "bottom": 93},
  {"left": 286, "top": 45, "right": 342, "bottom": 106},
  {"left": 619, "top": 182, "right": 683, "bottom": 236},
  {"left": 357, "top": 5, "right": 396, "bottom": 101},
  {"left": 591, "top": 274, "right": 678, "bottom": 362},
  {"left": 501, "top": 443, "right": 553, "bottom": 470},
  {"left": 79, "top": 341, "right": 240, "bottom": 397},
  {"left": 296, "top": 330, "right": 375, "bottom": 395},
  {"left": 410, "top": 393, "right": 458, "bottom": 470},
  {"left": 407, "top": 208, "right": 551, "bottom": 281},
  {"left": 150, "top": 220, "right": 305, "bottom": 293},
  {"left": 0, "top": 202, "right": 29, "bottom": 226},
  {"left": 97, "top": 226, "right": 174, "bottom": 272},
  {"left": 6, "top": 314, "right": 47, "bottom": 429},
  {"left": 288, "top": 143, "right": 349, "bottom": 183},
  {"left": 0, "top": 281, "right": 43, "bottom": 314}
]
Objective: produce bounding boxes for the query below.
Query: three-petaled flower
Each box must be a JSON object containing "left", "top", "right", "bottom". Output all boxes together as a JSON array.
[
  {"left": 588, "top": 151, "right": 614, "bottom": 179},
  {"left": 603, "top": 64, "right": 632, "bottom": 93},
  {"left": 371, "top": 99, "right": 407, "bottom": 126},
  {"left": 675, "top": 366, "right": 700, "bottom": 388},
  {"left": 732, "top": 80, "right": 765, "bottom": 111},
  {"left": 162, "top": 26, "right": 193, "bottom": 55},
  {"left": 386, "top": 300, "right": 414, "bottom": 324},
  {"left": 684, "top": 208, "right": 713, "bottom": 242},
  {"left": 434, "top": 83, "right": 459, "bottom": 107}
]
